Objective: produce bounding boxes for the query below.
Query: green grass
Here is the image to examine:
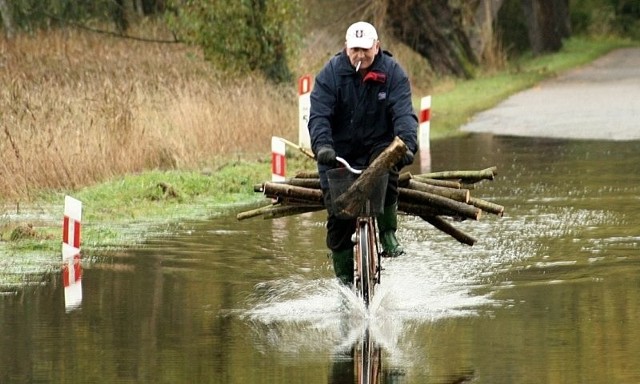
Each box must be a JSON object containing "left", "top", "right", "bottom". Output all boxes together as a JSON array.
[
  {"left": 74, "top": 154, "right": 315, "bottom": 221},
  {"left": 1, "top": 153, "right": 316, "bottom": 258}
]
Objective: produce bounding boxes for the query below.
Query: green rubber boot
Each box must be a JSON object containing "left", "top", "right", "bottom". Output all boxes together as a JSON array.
[
  {"left": 377, "top": 203, "right": 404, "bottom": 257},
  {"left": 331, "top": 248, "right": 354, "bottom": 285}
]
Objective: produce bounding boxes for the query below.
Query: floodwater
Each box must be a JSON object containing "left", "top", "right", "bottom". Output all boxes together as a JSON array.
[{"left": 1, "top": 135, "right": 639, "bottom": 384}]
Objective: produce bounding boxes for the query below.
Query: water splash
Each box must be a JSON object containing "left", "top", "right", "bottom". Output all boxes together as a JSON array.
[{"left": 238, "top": 250, "right": 494, "bottom": 359}]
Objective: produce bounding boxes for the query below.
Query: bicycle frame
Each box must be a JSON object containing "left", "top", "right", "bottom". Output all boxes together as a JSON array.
[
  {"left": 354, "top": 215, "right": 381, "bottom": 307},
  {"left": 335, "top": 157, "right": 383, "bottom": 307}
]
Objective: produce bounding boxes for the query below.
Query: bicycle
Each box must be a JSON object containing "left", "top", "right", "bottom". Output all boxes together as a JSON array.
[{"left": 326, "top": 157, "right": 389, "bottom": 308}]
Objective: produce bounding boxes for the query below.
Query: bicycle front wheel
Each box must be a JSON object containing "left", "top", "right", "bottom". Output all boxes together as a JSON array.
[{"left": 356, "top": 222, "right": 373, "bottom": 307}]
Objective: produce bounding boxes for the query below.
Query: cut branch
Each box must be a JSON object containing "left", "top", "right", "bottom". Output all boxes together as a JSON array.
[
  {"left": 262, "top": 205, "right": 324, "bottom": 219},
  {"left": 294, "top": 170, "right": 319, "bottom": 179},
  {"left": 398, "top": 172, "right": 413, "bottom": 187},
  {"left": 237, "top": 156, "right": 504, "bottom": 248},
  {"left": 333, "top": 137, "right": 407, "bottom": 217},
  {"left": 418, "top": 167, "right": 498, "bottom": 182},
  {"left": 237, "top": 204, "right": 276, "bottom": 221},
  {"left": 469, "top": 197, "right": 504, "bottom": 216},
  {"left": 399, "top": 187, "right": 481, "bottom": 220},
  {"left": 399, "top": 202, "right": 458, "bottom": 217},
  {"left": 283, "top": 178, "right": 321, "bottom": 189},
  {"left": 420, "top": 215, "right": 477, "bottom": 246},
  {"left": 262, "top": 182, "right": 323, "bottom": 202},
  {"left": 407, "top": 179, "right": 470, "bottom": 203},
  {"left": 411, "top": 176, "right": 463, "bottom": 189}
]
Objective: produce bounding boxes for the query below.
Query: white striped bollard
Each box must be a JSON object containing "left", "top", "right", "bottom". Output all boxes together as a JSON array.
[
  {"left": 419, "top": 95, "right": 432, "bottom": 173},
  {"left": 62, "top": 195, "right": 83, "bottom": 312},
  {"left": 298, "top": 74, "right": 312, "bottom": 149},
  {"left": 271, "top": 137, "right": 286, "bottom": 182}
]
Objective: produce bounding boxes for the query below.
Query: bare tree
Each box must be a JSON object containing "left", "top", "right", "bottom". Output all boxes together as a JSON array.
[
  {"left": 470, "top": 0, "right": 506, "bottom": 60},
  {"left": 387, "top": 0, "right": 478, "bottom": 78},
  {"left": 0, "top": 0, "right": 15, "bottom": 39},
  {"left": 521, "top": 0, "right": 570, "bottom": 54}
]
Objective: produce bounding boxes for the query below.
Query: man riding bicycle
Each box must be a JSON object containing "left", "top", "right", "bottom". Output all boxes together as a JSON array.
[{"left": 308, "top": 21, "right": 419, "bottom": 284}]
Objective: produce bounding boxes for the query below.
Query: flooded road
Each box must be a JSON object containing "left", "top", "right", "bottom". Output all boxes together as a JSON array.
[{"left": 1, "top": 135, "right": 640, "bottom": 383}]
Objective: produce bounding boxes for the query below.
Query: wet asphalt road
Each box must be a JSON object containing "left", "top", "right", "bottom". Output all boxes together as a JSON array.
[{"left": 461, "top": 47, "right": 640, "bottom": 140}]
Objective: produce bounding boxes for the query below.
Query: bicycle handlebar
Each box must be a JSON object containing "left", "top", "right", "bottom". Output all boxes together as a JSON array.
[{"left": 335, "top": 156, "right": 363, "bottom": 175}]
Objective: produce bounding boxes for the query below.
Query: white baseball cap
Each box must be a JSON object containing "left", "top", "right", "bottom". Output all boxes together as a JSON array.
[{"left": 345, "top": 21, "right": 378, "bottom": 49}]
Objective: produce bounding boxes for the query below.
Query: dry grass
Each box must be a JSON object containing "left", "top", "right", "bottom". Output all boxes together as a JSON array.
[
  {"left": 0, "top": 29, "right": 298, "bottom": 199},
  {"left": 0, "top": 15, "right": 438, "bottom": 201}
]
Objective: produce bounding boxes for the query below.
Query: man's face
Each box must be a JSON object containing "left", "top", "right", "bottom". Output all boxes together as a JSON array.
[{"left": 346, "top": 41, "right": 379, "bottom": 71}]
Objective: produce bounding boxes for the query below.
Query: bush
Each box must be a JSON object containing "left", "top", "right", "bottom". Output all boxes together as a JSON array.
[{"left": 166, "top": 0, "right": 302, "bottom": 83}]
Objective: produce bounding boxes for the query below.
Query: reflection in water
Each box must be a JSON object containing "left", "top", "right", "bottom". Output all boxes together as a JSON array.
[
  {"left": 61, "top": 254, "right": 82, "bottom": 312},
  {"left": 62, "top": 195, "right": 84, "bottom": 313},
  {"left": 1, "top": 136, "right": 640, "bottom": 383},
  {"left": 355, "top": 328, "right": 382, "bottom": 384},
  {"left": 245, "top": 284, "right": 393, "bottom": 384},
  {"left": 328, "top": 327, "right": 384, "bottom": 384}
]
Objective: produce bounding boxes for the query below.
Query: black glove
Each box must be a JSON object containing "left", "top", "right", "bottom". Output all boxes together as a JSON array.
[
  {"left": 400, "top": 149, "right": 415, "bottom": 167},
  {"left": 316, "top": 146, "right": 337, "bottom": 166}
]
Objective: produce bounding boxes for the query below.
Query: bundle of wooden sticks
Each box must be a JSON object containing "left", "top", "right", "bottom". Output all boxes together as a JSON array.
[{"left": 236, "top": 137, "right": 504, "bottom": 246}]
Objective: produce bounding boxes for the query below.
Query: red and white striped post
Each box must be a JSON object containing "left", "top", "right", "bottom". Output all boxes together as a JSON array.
[
  {"left": 298, "top": 74, "right": 312, "bottom": 149},
  {"left": 62, "top": 195, "right": 82, "bottom": 312},
  {"left": 271, "top": 137, "right": 286, "bottom": 182},
  {"left": 419, "top": 95, "right": 432, "bottom": 173}
]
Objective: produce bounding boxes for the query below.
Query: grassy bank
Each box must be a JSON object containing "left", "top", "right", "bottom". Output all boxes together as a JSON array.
[
  {"left": 0, "top": 28, "right": 298, "bottom": 199},
  {"left": 0, "top": 30, "right": 636, "bottom": 289}
]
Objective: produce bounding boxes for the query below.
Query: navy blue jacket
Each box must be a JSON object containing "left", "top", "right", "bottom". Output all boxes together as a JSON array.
[{"left": 308, "top": 49, "right": 419, "bottom": 168}]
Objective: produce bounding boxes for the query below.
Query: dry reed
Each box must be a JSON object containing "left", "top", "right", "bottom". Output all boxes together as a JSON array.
[{"left": 0, "top": 29, "right": 298, "bottom": 199}]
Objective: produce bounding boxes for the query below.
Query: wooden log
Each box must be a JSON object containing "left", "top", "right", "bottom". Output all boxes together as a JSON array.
[
  {"left": 398, "top": 172, "right": 412, "bottom": 187},
  {"left": 283, "top": 178, "right": 321, "bottom": 189},
  {"left": 407, "top": 179, "right": 470, "bottom": 203},
  {"left": 294, "top": 170, "right": 319, "bottom": 179},
  {"left": 270, "top": 197, "right": 325, "bottom": 206},
  {"left": 333, "top": 137, "right": 407, "bottom": 217},
  {"left": 262, "top": 182, "right": 323, "bottom": 202},
  {"left": 411, "top": 176, "right": 463, "bottom": 189},
  {"left": 399, "top": 187, "right": 482, "bottom": 220},
  {"left": 237, "top": 202, "right": 324, "bottom": 220},
  {"left": 256, "top": 178, "right": 322, "bottom": 192},
  {"left": 460, "top": 183, "right": 477, "bottom": 190},
  {"left": 237, "top": 204, "right": 276, "bottom": 221},
  {"left": 273, "top": 136, "right": 316, "bottom": 159},
  {"left": 469, "top": 197, "right": 504, "bottom": 216},
  {"left": 460, "top": 175, "right": 494, "bottom": 184},
  {"left": 418, "top": 166, "right": 498, "bottom": 182},
  {"left": 398, "top": 201, "right": 457, "bottom": 218},
  {"left": 263, "top": 205, "right": 325, "bottom": 219},
  {"left": 420, "top": 215, "right": 477, "bottom": 246}
]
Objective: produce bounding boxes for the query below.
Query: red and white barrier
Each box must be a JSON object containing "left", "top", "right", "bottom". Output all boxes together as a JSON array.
[
  {"left": 419, "top": 95, "right": 432, "bottom": 173},
  {"left": 267, "top": 75, "right": 318, "bottom": 181},
  {"left": 62, "top": 195, "right": 82, "bottom": 312},
  {"left": 271, "top": 137, "right": 286, "bottom": 182},
  {"left": 63, "top": 196, "right": 81, "bottom": 249},
  {"left": 298, "top": 74, "right": 312, "bottom": 149}
]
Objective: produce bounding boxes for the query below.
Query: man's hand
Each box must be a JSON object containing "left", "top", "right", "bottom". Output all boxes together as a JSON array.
[
  {"left": 316, "top": 146, "right": 337, "bottom": 166},
  {"left": 400, "top": 149, "right": 415, "bottom": 167}
]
